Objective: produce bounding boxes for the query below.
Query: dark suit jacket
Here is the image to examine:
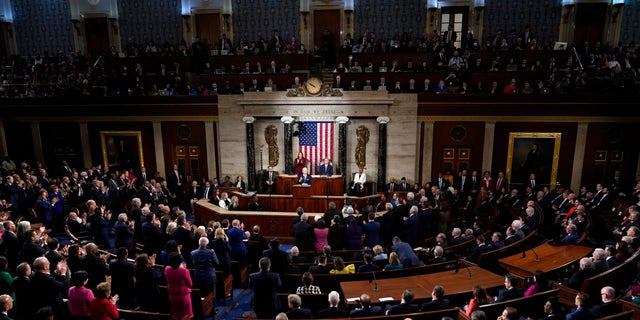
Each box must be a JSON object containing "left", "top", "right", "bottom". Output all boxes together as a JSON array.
[
  {"left": 386, "top": 302, "right": 420, "bottom": 315},
  {"left": 431, "top": 178, "right": 450, "bottom": 190},
  {"left": 564, "top": 268, "right": 596, "bottom": 290},
  {"left": 454, "top": 176, "right": 472, "bottom": 193},
  {"left": 318, "top": 163, "right": 334, "bottom": 176},
  {"left": 318, "top": 307, "right": 349, "bottom": 318},
  {"left": 566, "top": 307, "right": 595, "bottom": 320},
  {"left": 249, "top": 270, "right": 281, "bottom": 318},
  {"left": 495, "top": 287, "right": 524, "bottom": 302},
  {"left": 286, "top": 307, "right": 313, "bottom": 319},
  {"left": 29, "top": 271, "right": 69, "bottom": 318},
  {"left": 293, "top": 221, "right": 315, "bottom": 252},
  {"left": 386, "top": 182, "right": 399, "bottom": 192},
  {"left": 420, "top": 298, "right": 451, "bottom": 311},
  {"left": 350, "top": 306, "right": 383, "bottom": 317},
  {"left": 298, "top": 174, "right": 312, "bottom": 185},
  {"left": 592, "top": 301, "right": 622, "bottom": 318}
]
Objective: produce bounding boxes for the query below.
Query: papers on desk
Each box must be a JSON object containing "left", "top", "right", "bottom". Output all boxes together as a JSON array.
[
  {"left": 379, "top": 297, "right": 394, "bottom": 302},
  {"left": 347, "top": 297, "right": 360, "bottom": 302}
]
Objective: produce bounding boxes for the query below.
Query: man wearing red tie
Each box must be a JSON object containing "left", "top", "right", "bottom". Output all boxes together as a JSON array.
[{"left": 495, "top": 171, "right": 508, "bottom": 195}]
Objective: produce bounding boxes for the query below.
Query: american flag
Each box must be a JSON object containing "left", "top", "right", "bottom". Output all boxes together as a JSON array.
[{"left": 299, "top": 122, "right": 334, "bottom": 175}]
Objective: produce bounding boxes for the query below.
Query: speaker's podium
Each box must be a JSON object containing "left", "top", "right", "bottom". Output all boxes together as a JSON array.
[{"left": 291, "top": 184, "right": 313, "bottom": 197}]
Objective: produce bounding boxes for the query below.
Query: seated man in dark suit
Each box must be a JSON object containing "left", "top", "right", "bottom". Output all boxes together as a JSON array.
[
  {"left": 350, "top": 293, "right": 383, "bottom": 317},
  {"left": 318, "top": 158, "right": 333, "bottom": 176},
  {"left": 420, "top": 285, "right": 451, "bottom": 311},
  {"left": 385, "top": 289, "right": 420, "bottom": 315},
  {"left": 357, "top": 254, "right": 380, "bottom": 273},
  {"left": 494, "top": 275, "right": 524, "bottom": 302},
  {"left": 308, "top": 255, "right": 330, "bottom": 274},
  {"left": 563, "top": 257, "right": 596, "bottom": 290},
  {"left": 426, "top": 245, "right": 447, "bottom": 264},
  {"left": 592, "top": 286, "right": 622, "bottom": 318},
  {"left": 285, "top": 294, "right": 313, "bottom": 319},
  {"left": 566, "top": 292, "right": 595, "bottom": 320},
  {"left": 318, "top": 291, "right": 349, "bottom": 318}
]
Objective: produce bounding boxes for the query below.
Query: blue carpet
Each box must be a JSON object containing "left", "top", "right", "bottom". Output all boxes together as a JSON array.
[{"left": 215, "top": 288, "right": 254, "bottom": 320}]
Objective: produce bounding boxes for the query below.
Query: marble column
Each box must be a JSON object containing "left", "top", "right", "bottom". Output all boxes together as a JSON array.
[
  {"left": 152, "top": 121, "right": 166, "bottom": 176},
  {"left": 281, "top": 116, "right": 295, "bottom": 174},
  {"left": 79, "top": 122, "right": 92, "bottom": 169},
  {"left": 423, "top": 121, "right": 435, "bottom": 183},
  {"left": 482, "top": 121, "right": 496, "bottom": 172},
  {"left": 204, "top": 121, "right": 217, "bottom": 182},
  {"left": 336, "top": 116, "right": 349, "bottom": 192},
  {"left": 571, "top": 123, "right": 589, "bottom": 191},
  {"left": 0, "top": 121, "right": 7, "bottom": 157},
  {"left": 244, "top": 117, "right": 257, "bottom": 191},
  {"left": 30, "top": 122, "right": 44, "bottom": 166},
  {"left": 376, "top": 117, "right": 390, "bottom": 192}
]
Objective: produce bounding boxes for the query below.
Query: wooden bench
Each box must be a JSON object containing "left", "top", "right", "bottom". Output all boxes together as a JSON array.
[
  {"left": 600, "top": 310, "right": 635, "bottom": 320},
  {"left": 216, "top": 270, "right": 233, "bottom": 305},
  {"left": 555, "top": 248, "right": 640, "bottom": 306},
  {"left": 277, "top": 293, "right": 330, "bottom": 317},
  {"left": 234, "top": 307, "right": 460, "bottom": 320},
  {"left": 158, "top": 286, "right": 214, "bottom": 319},
  {"left": 619, "top": 298, "right": 640, "bottom": 320},
  {"left": 232, "top": 260, "right": 249, "bottom": 288},
  {"left": 475, "top": 227, "right": 539, "bottom": 275},
  {"left": 117, "top": 308, "right": 171, "bottom": 320},
  {"left": 457, "top": 289, "right": 559, "bottom": 320}
]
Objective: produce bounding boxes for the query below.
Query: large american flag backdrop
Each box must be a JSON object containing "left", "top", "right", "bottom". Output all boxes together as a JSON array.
[{"left": 299, "top": 122, "right": 334, "bottom": 175}]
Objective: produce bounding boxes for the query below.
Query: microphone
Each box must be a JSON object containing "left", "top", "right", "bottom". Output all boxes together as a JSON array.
[
  {"left": 455, "top": 258, "right": 460, "bottom": 273},
  {"left": 522, "top": 246, "right": 526, "bottom": 259},
  {"left": 465, "top": 262, "right": 472, "bottom": 280},
  {"left": 530, "top": 246, "right": 540, "bottom": 262},
  {"left": 370, "top": 270, "right": 379, "bottom": 292}
]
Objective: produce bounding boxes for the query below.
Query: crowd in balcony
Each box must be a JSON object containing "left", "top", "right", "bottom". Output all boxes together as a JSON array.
[{"left": 0, "top": 24, "right": 638, "bottom": 98}]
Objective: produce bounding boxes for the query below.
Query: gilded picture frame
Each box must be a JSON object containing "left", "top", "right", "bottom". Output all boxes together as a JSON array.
[
  {"left": 506, "top": 132, "right": 561, "bottom": 189},
  {"left": 100, "top": 131, "right": 144, "bottom": 171}
]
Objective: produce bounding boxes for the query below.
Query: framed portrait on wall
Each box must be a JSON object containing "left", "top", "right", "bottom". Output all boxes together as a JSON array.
[
  {"left": 506, "top": 132, "right": 561, "bottom": 190},
  {"left": 100, "top": 131, "right": 144, "bottom": 172}
]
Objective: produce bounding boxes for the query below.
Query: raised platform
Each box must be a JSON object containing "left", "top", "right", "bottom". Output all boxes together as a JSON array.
[{"left": 193, "top": 195, "right": 381, "bottom": 242}]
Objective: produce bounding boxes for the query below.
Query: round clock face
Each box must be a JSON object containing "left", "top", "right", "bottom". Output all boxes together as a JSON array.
[{"left": 305, "top": 77, "right": 323, "bottom": 95}]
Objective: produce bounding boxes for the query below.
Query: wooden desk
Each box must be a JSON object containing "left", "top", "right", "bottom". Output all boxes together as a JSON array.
[
  {"left": 340, "top": 266, "right": 504, "bottom": 306},
  {"left": 498, "top": 242, "right": 592, "bottom": 279},
  {"left": 276, "top": 175, "right": 344, "bottom": 196},
  {"left": 193, "top": 199, "right": 383, "bottom": 242}
]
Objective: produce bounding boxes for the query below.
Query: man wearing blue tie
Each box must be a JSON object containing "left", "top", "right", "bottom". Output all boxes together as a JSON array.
[
  {"left": 318, "top": 158, "right": 333, "bottom": 176},
  {"left": 298, "top": 167, "right": 312, "bottom": 186}
]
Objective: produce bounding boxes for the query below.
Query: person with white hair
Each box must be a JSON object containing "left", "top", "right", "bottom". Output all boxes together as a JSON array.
[
  {"left": 114, "top": 212, "right": 135, "bottom": 254},
  {"left": 318, "top": 290, "right": 349, "bottom": 317},
  {"left": 449, "top": 228, "right": 464, "bottom": 245},
  {"left": 564, "top": 257, "right": 596, "bottom": 290},
  {"left": 592, "top": 286, "right": 622, "bottom": 318},
  {"left": 190, "top": 236, "right": 219, "bottom": 298},
  {"left": 592, "top": 248, "right": 609, "bottom": 273}
]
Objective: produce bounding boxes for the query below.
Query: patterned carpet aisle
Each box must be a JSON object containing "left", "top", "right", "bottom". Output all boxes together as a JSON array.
[{"left": 215, "top": 288, "right": 254, "bottom": 320}]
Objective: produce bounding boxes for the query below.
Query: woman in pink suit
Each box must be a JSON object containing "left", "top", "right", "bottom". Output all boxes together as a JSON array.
[{"left": 164, "top": 252, "right": 193, "bottom": 320}]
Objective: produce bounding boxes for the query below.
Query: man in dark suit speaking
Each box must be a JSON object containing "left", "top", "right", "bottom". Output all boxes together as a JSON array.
[{"left": 297, "top": 167, "right": 312, "bottom": 186}]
